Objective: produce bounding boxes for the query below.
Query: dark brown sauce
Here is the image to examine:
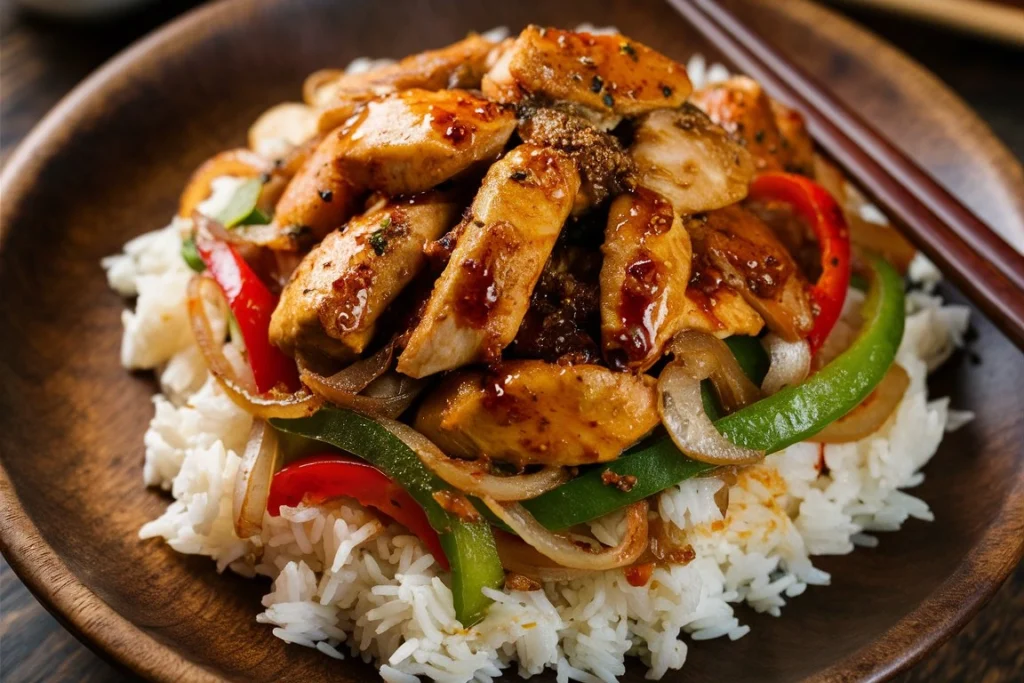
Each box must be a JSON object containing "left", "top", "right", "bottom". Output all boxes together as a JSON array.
[
  {"left": 330, "top": 262, "right": 374, "bottom": 333},
  {"left": 716, "top": 227, "right": 790, "bottom": 299},
  {"left": 686, "top": 252, "right": 726, "bottom": 330},
  {"left": 480, "top": 369, "right": 530, "bottom": 426},
  {"left": 453, "top": 256, "right": 498, "bottom": 327},
  {"left": 429, "top": 105, "right": 472, "bottom": 146},
  {"left": 614, "top": 253, "right": 662, "bottom": 368},
  {"left": 432, "top": 490, "right": 481, "bottom": 522},
  {"left": 608, "top": 190, "right": 675, "bottom": 368}
]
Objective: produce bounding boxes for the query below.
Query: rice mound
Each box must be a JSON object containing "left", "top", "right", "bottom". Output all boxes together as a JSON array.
[{"left": 100, "top": 53, "right": 974, "bottom": 683}]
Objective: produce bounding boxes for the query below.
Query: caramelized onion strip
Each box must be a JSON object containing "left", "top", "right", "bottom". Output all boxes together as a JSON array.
[{"left": 483, "top": 498, "right": 648, "bottom": 571}]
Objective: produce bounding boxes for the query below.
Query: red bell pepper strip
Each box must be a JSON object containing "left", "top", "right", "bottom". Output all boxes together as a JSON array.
[
  {"left": 267, "top": 454, "right": 449, "bottom": 570},
  {"left": 748, "top": 172, "right": 852, "bottom": 354},
  {"left": 195, "top": 232, "right": 300, "bottom": 393}
]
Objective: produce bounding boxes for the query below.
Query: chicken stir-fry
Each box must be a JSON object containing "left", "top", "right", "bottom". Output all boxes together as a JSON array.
[{"left": 180, "top": 26, "right": 909, "bottom": 617}]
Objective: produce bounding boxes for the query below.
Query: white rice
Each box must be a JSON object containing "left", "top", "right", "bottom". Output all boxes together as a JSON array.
[{"left": 100, "top": 49, "right": 974, "bottom": 682}]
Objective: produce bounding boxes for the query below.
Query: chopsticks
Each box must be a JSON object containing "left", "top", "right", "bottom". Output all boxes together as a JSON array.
[{"left": 669, "top": 0, "right": 1024, "bottom": 350}]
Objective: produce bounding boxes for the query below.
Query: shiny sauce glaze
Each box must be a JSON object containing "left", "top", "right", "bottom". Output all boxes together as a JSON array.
[{"left": 609, "top": 188, "right": 674, "bottom": 369}]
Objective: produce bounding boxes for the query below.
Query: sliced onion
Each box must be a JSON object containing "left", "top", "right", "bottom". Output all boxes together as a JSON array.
[
  {"left": 482, "top": 498, "right": 649, "bottom": 571},
  {"left": 667, "top": 331, "right": 761, "bottom": 412},
  {"left": 760, "top": 333, "right": 811, "bottom": 395},
  {"left": 187, "top": 275, "right": 322, "bottom": 420},
  {"left": 494, "top": 532, "right": 594, "bottom": 582},
  {"left": 810, "top": 364, "right": 909, "bottom": 443},
  {"left": 377, "top": 419, "right": 569, "bottom": 501},
  {"left": 299, "top": 366, "right": 421, "bottom": 419},
  {"left": 658, "top": 362, "right": 765, "bottom": 465},
  {"left": 233, "top": 419, "right": 281, "bottom": 538}
]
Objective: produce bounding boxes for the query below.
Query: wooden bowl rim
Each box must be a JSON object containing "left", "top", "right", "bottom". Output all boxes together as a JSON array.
[{"left": 0, "top": 0, "right": 1022, "bottom": 681}]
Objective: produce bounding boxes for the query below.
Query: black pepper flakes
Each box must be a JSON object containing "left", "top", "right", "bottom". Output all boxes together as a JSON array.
[
  {"left": 619, "top": 42, "right": 638, "bottom": 60},
  {"left": 661, "top": 85, "right": 673, "bottom": 98},
  {"left": 602, "top": 92, "right": 614, "bottom": 107},
  {"left": 509, "top": 170, "right": 528, "bottom": 181},
  {"left": 754, "top": 130, "right": 766, "bottom": 144},
  {"left": 318, "top": 189, "right": 333, "bottom": 202},
  {"left": 590, "top": 75, "right": 604, "bottom": 93}
]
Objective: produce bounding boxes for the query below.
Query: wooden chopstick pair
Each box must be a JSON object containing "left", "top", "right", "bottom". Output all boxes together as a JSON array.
[{"left": 669, "top": 0, "right": 1024, "bottom": 350}]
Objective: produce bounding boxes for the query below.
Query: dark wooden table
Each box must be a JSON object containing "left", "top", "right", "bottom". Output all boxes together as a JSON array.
[{"left": 1, "top": 0, "right": 1021, "bottom": 680}]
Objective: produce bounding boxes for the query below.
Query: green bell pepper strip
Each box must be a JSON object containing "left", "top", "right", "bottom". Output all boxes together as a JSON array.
[
  {"left": 516, "top": 256, "right": 904, "bottom": 530},
  {"left": 181, "top": 236, "right": 206, "bottom": 273},
  {"left": 270, "top": 408, "right": 505, "bottom": 626}
]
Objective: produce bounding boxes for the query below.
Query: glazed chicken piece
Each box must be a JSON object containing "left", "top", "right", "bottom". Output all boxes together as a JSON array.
[
  {"left": 630, "top": 105, "right": 754, "bottom": 215},
  {"left": 517, "top": 107, "right": 636, "bottom": 213},
  {"left": 274, "top": 89, "right": 515, "bottom": 244},
  {"left": 269, "top": 192, "right": 461, "bottom": 361},
  {"left": 600, "top": 188, "right": 693, "bottom": 371},
  {"left": 685, "top": 206, "right": 813, "bottom": 341},
  {"left": 690, "top": 76, "right": 791, "bottom": 174},
  {"left": 680, "top": 252, "right": 765, "bottom": 338},
  {"left": 338, "top": 89, "right": 516, "bottom": 196},
  {"left": 770, "top": 100, "right": 815, "bottom": 177},
  {"left": 273, "top": 130, "right": 364, "bottom": 244},
  {"left": 483, "top": 26, "right": 691, "bottom": 129},
  {"left": 397, "top": 145, "right": 580, "bottom": 378},
  {"left": 310, "top": 34, "right": 500, "bottom": 131},
  {"left": 414, "top": 361, "right": 660, "bottom": 466}
]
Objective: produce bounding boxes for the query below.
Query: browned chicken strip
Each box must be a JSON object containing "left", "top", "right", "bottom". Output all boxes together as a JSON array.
[
  {"left": 483, "top": 26, "right": 691, "bottom": 127},
  {"left": 311, "top": 34, "right": 500, "bottom": 131},
  {"left": 397, "top": 145, "right": 580, "bottom": 378},
  {"left": 630, "top": 105, "right": 754, "bottom": 215},
  {"left": 338, "top": 89, "right": 516, "bottom": 196},
  {"left": 269, "top": 192, "right": 461, "bottom": 361},
  {"left": 690, "top": 76, "right": 790, "bottom": 174},
  {"left": 273, "top": 89, "right": 514, "bottom": 245},
  {"left": 600, "top": 188, "right": 693, "bottom": 371},
  {"left": 414, "top": 361, "right": 660, "bottom": 466},
  {"left": 274, "top": 129, "right": 364, "bottom": 244},
  {"left": 685, "top": 206, "right": 813, "bottom": 341},
  {"left": 517, "top": 106, "right": 636, "bottom": 213}
]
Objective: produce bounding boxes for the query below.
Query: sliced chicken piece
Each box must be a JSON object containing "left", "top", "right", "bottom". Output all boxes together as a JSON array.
[
  {"left": 311, "top": 34, "right": 500, "bottom": 131},
  {"left": 685, "top": 206, "right": 813, "bottom": 341},
  {"left": 630, "top": 105, "right": 754, "bottom": 215},
  {"left": 414, "top": 361, "right": 660, "bottom": 466},
  {"left": 338, "top": 89, "right": 516, "bottom": 196},
  {"left": 269, "top": 192, "right": 461, "bottom": 361},
  {"left": 273, "top": 129, "right": 364, "bottom": 244},
  {"left": 483, "top": 26, "right": 691, "bottom": 128},
  {"left": 770, "top": 100, "right": 815, "bottom": 176},
  {"left": 517, "top": 106, "right": 636, "bottom": 213},
  {"left": 690, "top": 76, "right": 788, "bottom": 174},
  {"left": 397, "top": 145, "right": 580, "bottom": 378},
  {"left": 273, "top": 89, "right": 515, "bottom": 245},
  {"left": 600, "top": 189, "right": 693, "bottom": 371}
]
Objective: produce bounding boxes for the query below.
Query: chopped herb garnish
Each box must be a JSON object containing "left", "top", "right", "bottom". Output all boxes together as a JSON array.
[
  {"left": 602, "top": 92, "right": 614, "bottom": 107},
  {"left": 380, "top": 215, "right": 393, "bottom": 229},
  {"left": 211, "top": 177, "right": 263, "bottom": 228},
  {"left": 619, "top": 42, "right": 638, "bottom": 60},
  {"left": 368, "top": 229, "right": 388, "bottom": 255},
  {"left": 319, "top": 189, "right": 334, "bottom": 202},
  {"left": 590, "top": 75, "right": 604, "bottom": 93},
  {"left": 181, "top": 236, "right": 205, "bottom": 273}
]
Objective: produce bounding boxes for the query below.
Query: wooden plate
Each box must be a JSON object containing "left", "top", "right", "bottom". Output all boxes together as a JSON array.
[{"left": 1, "top": 0, "right": 1021, "bottom": 681}]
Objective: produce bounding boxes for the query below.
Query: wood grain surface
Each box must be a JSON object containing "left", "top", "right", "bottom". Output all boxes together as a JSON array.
[{"left": 0, "top": 0, "right": 1021, "bottom": 681}]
